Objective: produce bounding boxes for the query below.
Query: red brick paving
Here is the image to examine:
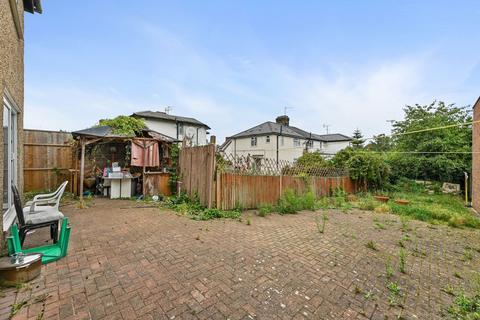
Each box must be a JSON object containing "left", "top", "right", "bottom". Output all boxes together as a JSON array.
[{"left": 1, "top": 199, "right": 479, "bottom": 319}]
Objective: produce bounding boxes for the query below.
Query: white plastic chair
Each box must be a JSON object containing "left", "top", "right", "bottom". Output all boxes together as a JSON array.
[{"left": 25, "top": 181, "right": 68, "bottom": 213}]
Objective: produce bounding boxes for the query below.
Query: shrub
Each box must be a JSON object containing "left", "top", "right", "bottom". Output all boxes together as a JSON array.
[
  {"left": 347, "top": 152, "right": 390, "bottom": 190},
  {"left": 258, "top": 204, "right": 274, "bottom": 217},
  {"left": 276, "top": 189, "right": 317, "bottom": 214},
  {"left": 97, "top": 116, "right": 145, "bottom": 136}
]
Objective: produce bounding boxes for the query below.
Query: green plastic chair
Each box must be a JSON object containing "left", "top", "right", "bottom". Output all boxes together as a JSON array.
[{"left": 7, "top": 218, "right": 71, "bottom": 265}]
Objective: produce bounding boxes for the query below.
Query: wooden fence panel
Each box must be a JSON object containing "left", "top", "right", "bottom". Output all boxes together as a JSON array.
[
  {"left": 217, "top": 173, "right": 358, "bottom": 210},
  {"left": 178, "top": 144, "right": 216, "bottom": 208},
  {"left": 144, "top": 172, "right": 171, "bottom": 197},
  {"left": 24, "top": 130, "right": 74, "bottom": 192}
]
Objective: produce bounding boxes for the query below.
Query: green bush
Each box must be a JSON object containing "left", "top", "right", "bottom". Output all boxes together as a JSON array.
[
  {"left": 258, "top": 204, "right": 274, "bottom": 217},
  {"left": 276, "top": 189, "right": 317, "bottom": 214},
  {"left": 97, "top": 116, "right": 145, "bottom": 136}
]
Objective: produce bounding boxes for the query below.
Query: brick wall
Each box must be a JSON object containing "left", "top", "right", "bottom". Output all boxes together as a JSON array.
[{"left": 472, "top": 97, "right": 480, "bottom": 212}]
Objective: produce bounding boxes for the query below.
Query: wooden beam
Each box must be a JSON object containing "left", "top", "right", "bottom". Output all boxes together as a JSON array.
[
  {"left": 24, "top": 168, "right": 71, "bottom": 171},
  {"left": 24, "top": 143, "right": 71, "bottom": 147},
  {"left": 79, "top": 138, "right": 86, "bottom": 200}
]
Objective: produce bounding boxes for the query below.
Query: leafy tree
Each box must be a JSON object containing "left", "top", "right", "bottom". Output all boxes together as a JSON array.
[
  {"left": 347, "top": 152, "right": 390, "bottom": 190},
  {"left": 389, "top": 101, "right": 472, "bottom": 184},
  {"left": 351, "top": 129, "right": 365, "bottom": 149},
  {"left": 330, "top": 147, "right": 355, "bottom": 167},
  {"left": 97, "top": 116, "right": 146, "bottom": 136},
  {"left": 366, "top": 134, "right": 393, "bottom": 152},
  {"left": 296, "top": 151, "right": 329, "bottom": 168}
]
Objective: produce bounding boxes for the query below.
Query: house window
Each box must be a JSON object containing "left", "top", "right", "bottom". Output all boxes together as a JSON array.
[
  {"left": 3, "top": 98, "right": 17, "bottom": 211},
  {"left": 306, "top": 140, "right": 313, "bottom": 148},
  {"left": 178, "top": 123, "right": 184, "bottom": 136},
  {"left": 293, "top": 138, "right": 301, "bottom": 147},
  {"left": 251, "top": 137, "right": 257, "bottom": 147},
  {"left": 266, "top": 135, "right": 270, "bottom": 143}
]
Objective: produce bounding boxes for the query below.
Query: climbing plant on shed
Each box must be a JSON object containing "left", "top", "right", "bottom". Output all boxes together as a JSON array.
[{"left": 97, "top": 116, "right": 146, "bottom": 136}]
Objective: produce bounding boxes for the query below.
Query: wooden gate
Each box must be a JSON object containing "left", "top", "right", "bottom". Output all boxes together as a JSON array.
[
  {"left": 178, "top": 144, "right": 216, "bottom": 208},
  {"left": 23, "top": 129, "right": 75, "bottom": 192}
]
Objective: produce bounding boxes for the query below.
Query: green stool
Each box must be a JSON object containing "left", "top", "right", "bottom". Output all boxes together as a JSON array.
[{"left": 7, "top": 218, "right": 71, "bottom": 265}]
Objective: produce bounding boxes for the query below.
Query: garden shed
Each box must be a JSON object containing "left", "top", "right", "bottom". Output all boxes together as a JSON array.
[{"left": 71, "top": 125, "right": 177, "bottom": 200}]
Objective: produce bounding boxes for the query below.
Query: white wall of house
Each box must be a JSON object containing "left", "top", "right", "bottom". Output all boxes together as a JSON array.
[
  {"left": 322, "top": 141, "right": 350, "bottom": 155},
  {"left": 223, "top": 135, "right": 306, "bottom": 162},
  {"left": 223, "top": 135, "right": 349, "bottom": 162},
  {"left": 143, "top": 119, "right": 208, "bottom": 146}
]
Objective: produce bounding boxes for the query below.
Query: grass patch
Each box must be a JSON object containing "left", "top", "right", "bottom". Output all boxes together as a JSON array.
[
  {"left": 277, "top": 189, "right": 316, "bottom": 214},
  {"left": 165, "top": 193, "right": 241, "bottom": 220},
  {"left": 447, "top": 293, "right": 480, "bottom": 318}
]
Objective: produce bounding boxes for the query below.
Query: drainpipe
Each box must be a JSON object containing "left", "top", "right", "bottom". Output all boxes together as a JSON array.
[
  {"left": 196, "top": 127, "right": 199, "bottom": 146},
  {"left": 176, "top": 121, "right": 179, "bottom": 140},
  {"left": 277, "top": 126, "right": 283, "bottom": 164},
  {"left": 234, "top": 138, "right": 237, "bottom": 158}
]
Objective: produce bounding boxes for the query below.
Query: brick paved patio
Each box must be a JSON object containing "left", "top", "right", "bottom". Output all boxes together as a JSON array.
[{"left": 2, "top": 198, "right": 480, "bottom": 319}]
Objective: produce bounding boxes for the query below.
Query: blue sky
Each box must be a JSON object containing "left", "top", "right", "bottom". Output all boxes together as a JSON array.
[{"left": 24, "top": 1, "right": 480, "bottom": 142}]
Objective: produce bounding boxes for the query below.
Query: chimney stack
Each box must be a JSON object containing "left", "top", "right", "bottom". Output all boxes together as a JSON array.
[{"left": 276, "top": 115, "right": 290, "bottom": 126}]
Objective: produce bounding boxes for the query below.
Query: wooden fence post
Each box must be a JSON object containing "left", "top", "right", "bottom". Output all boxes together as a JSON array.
[{"left": 79, "top": 138, "right": 85, "bottom": 200}]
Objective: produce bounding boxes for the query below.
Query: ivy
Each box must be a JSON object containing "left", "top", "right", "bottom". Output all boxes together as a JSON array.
[{"left": 97, "top": 116, "right": 146, "bottom": 136}]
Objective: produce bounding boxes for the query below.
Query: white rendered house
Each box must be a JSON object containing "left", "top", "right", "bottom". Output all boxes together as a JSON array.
[{"left": 220, "top": 115, "right": 351, "bottom": 163}]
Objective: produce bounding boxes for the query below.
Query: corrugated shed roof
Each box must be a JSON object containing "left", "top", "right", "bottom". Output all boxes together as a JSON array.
[
  {"left": 71, "top": 126, "right": 178, "bottom": 142},
  {"left": 72, "top": 126, "right": 128, "bottom": 139},
  {"left": 133, "top": 111, "right": 210, "bottom": 129}
]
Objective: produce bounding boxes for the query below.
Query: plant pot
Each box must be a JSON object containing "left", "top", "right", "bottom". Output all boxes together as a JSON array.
[
  {"left": 395, "top": 199, "right": 410, "bottom": 205},
  {"left": 374, "top": 195, "right": 390, "bottom": 203}
]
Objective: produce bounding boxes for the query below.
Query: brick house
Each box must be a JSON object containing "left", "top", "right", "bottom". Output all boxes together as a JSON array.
[
  {"left": 1, "top": 0, "right": 42, "bottom": 238},
  {"left": 472, "top": 97, "right": 480, "bottom": 212}
]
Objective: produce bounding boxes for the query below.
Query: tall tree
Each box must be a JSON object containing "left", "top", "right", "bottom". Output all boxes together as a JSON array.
[
  {"left": 366, "top": 134, "right": 392, "bottom": 152},
  {"left": 389, "top": 101, "right": 472, "bottom": 183},
  {"left": 351, "top": 128, "right": 365, "bottom": 149}
]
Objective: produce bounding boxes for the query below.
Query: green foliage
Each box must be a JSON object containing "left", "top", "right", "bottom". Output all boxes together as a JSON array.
[
  {"left": 388, "top": 192, "right": 480, "bottom": 228},
  {"left": 347, "top": 152, "right": 390, "bottom": 190},
  {"left": 351, "top": 128, "right": 365, "bottom": 149},
  {"left": 315, "top": 213, "right": 328, "bottom": 233},
  {"left": 295, "top": 152, "right": 329, "bottom": 170},
  {"left": 97, "top": 115, "right": 146, "bottom": 136},
  {"left": 447, "top": 293, "right": 480, "bottom": 319},
  {"left": 168, "top": 144, "right": 180, "bottom": 193},
  {"left": 166, "top": 192, "right": 241, "bottom": 220},
  {"left": 389, "top": 101, "right": 472, "bottom": 184},
  {"left": 258, "top": 204, "right": 274, "bottom": 217},
  {"left": 276, "top": 189, "right": 317, "bottom": 214},
  {"left": 399, "top": 248, "right": 407, "bottom": 273},
  {"left": 330, "top": 147, "right": 355, "bottom": 168},
  {"left": 365, "top": 240, "right": 378, "bottom": 251},
  {"left": 366, "top": 134, "right": 393, "bottom": 152}
]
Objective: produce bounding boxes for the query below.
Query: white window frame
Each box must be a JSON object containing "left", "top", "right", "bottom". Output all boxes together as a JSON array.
[
  {"left": 251, "top": 136, "right": 257, "bottom": 147},
  {"left": 2, "top": 91, "right": 20, "bottom": 231},
  {"left": 293, "top": 138, "right": 301, "bottom": 147}
]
